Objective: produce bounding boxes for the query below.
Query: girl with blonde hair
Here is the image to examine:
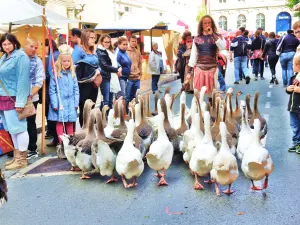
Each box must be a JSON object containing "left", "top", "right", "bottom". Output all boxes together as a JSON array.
[{"left": 48, "top": 45, "right": 79, "bottom": 158}]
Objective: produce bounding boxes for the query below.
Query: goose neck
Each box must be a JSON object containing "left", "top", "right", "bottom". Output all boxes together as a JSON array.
[
  {"left": 252, "top": 129, "right": 261, "bottom": 145},
  {"left": 157, "top": 121, "right": 168, "bottom": 139}
]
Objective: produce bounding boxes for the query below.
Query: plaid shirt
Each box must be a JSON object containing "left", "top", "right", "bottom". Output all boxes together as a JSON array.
[{"left": 29, "top": 55, "right": 45, "bottom": 102}]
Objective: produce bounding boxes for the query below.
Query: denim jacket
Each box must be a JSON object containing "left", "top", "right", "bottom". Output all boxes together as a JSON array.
[
  {"left": 0, "top": 49, "right": 30, "bottom": 108},
  {"left": 48, "top": 70, "right": 79, "bottom": 122}
]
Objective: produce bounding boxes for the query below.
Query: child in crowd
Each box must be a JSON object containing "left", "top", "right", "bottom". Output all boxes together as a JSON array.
[
  {"left": 48, "top": 45, "right": 79, "bottom": 158},
  {"left": 286, "top": 50, "right": 300, "bottom": 153}
]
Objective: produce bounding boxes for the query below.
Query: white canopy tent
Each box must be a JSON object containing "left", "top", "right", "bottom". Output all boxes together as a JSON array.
[{"left": 0, "top": 0, "right": 76, "bottom": 24}]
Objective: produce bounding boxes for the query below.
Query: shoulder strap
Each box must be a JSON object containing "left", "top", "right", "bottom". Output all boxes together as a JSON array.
[
  {"left": 0, "top": 59, "right": 15, "bottom": 103},
  {"left": 0, "top": 79, "right": 15, "bottom": 103}
]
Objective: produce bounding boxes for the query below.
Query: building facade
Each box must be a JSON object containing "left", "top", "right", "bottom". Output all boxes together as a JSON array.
[{"left": 209, "top": 0, "right": 297, "bottom": 34}]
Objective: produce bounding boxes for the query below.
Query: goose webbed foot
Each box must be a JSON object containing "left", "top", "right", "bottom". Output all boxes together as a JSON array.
[
  {"left": 223, "top": 184, "right": 235, "bottom": 195},
  {"left": 106, "top": 176, "right": 118, "bottom": 184},
  {"left": 71, "top": 166, "right": 81, "bottom": 171},
  {"left": 127, "top": 177, "right": 137, "bottom": 188},
  {"left": 194, "top": 174, "right": 204, "bottom": 190},
  {"left": 251, "top": 180, "right": 262, "bottom": 191},
  {"left": 158, "top": 176, "right": 168, "bottom": 186},
  {"left": 80, "top": 172, "right": 90, "bottom": 179},
  {"left": 263, "top": 175, "right": 269, "bottom": 189}
]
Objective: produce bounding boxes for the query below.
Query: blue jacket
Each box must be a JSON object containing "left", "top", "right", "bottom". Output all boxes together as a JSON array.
[
  {"left": 48, "top": 70, "right": 79, "bottom": 122},
  {"left": 0, "top": 49, "right": 30, "bottom": 108},
  {"left": 230, "top": 35, "right": 251, "bottom": 57},
  {"left": 72, "top": 45, "right": 101, "bottom": 73},
  {"left": 116, "top": 48, "right": 132, "bottom": 79}
]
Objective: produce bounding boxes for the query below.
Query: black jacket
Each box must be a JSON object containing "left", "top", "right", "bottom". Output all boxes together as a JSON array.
[
  {"left": 262, "top": 39, "right": 279, "bottom": 58},
  {"left": 286, "top": 75, "right": 300, "bottom": 113},
  {"left": 96, "top": 47, "right": 119, "bottom": 80},
  {"left": 251, "top": 37, "right": 266, "bottom": 51}
]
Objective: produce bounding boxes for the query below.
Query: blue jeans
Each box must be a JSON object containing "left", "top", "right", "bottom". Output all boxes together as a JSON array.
[
  {"left": 152, "top": 75, "right": 160, "bottom": 92},
  {"left": 217, "top": 65, "right": 226, "bottom": 91},
  {"left": 117, "top": 78, "right": 127, "bottom": 98},
  {"left": 100, "top": 78, "right": 113, "bottom": 109},
  {"left": 253, "top": 58, "right": 264, "bottom": 77},
  {"left": 290, "top": 112, "right": 300, "bottom": 147},
  {"left": 126, "top": 80, "right": 140, "bottom": 104},
  {"left": 234, "top": 56, "right": 249, "bottom": 82},
  {"left": 280, "top": 52, "right": 296, "bottom": 86}
]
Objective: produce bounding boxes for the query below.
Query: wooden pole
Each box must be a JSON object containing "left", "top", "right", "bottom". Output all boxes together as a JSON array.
[
  {"left": 41, "top": 7, "right": 46, "bottom": 155},
  {"left": 150, "top": 29, "right": 153, "bottom": 51},
  {"left": 8, "top": 22, "right": 12, "bottom": 33}
]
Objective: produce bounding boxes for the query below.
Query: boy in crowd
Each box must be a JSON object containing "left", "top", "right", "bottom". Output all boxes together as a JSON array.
[
  {"left": 126, "top": 35, "right": 143, "bottom": 105},
  {"left": 286, "top": 51, "right": 300, "bottom": 153}
]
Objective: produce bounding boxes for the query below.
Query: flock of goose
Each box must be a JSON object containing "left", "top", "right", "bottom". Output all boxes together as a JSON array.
[{"left": 60, "top": 86, "right": 274, "bottom": 196}]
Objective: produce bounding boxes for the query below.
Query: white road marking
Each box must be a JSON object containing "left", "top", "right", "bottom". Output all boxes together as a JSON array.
[
  {"left": 265, "top": 102, "right": 271, "bottom": 109},
  {"left": 267, "top": 92, "right": 271, "bottom": 98},
  {"left": 269, "top": 85, "right": 273, "bottom": 88}
]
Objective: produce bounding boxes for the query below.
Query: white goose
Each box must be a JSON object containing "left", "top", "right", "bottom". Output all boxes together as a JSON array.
[
  {"left": 180, "top": 97, "right": 199, "bottom": 152},
  {"left": 116, "top": 119, "right": 144, "bottom": 188},
  {"left": 146, "top": 112, "right": 174, "bottom": 186},
  {"left": 211, "top": 122, "right": 239, "bottom": 196},
  {"left": 60, "top": 134, "right": 79, "bottom": 171},
  {"left": 236, "top": 100, "right": 253, "bottom": 160},
  {"left": 174, "top": 91, "right": 189, "bottom": 130},
  {"left": 242, "top": 119, "right": 274, "bottom": 190},
  {"left": 93, "top": 140, "right": 117, "bottom": 184},
  {"left": 190, "top": 111, "right": 217, "bottom": 190},
  {"left": 183, "top": 112, "right": 203, "bottom": 169},
  {"left": 104, "top": 109, "right": 115, "bottom": 138}
]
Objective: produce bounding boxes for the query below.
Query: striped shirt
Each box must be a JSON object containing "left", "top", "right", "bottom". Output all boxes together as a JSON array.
[{"left": 29, "top": 55, "right": 45, "bottom": 102}]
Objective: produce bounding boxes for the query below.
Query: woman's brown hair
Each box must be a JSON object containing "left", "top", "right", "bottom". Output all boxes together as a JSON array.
[
  {"left": 80, "top": 28, "right": 95, "bottom": 54},
  {"left": 198, "top": 15, "right": 217, "bottom": 36},
  {"left": 269, "top": 32, "right": 275, "bottom": 39},
  {"left": 255, "top": 30, "right": 261, "bottom": 38},
  {"left": 100, "top": 34, "right": 113, "bottom": 52}
]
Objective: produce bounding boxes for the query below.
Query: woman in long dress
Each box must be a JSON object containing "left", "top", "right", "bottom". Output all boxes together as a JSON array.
[{"left": 186, "top": 15, "right": 226, "bottom": 97}]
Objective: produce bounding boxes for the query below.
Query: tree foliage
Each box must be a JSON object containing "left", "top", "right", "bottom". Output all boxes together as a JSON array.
[
  {"left": 286, "top": 0, "right": 300, "bottom": 18},
  {"left": 196, "top": 5, "right": 207, "bottom": 22}
]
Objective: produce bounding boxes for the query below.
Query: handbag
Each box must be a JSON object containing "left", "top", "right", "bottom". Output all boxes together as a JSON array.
[
  {"left": 0, "top": 79, "right": 36, "bottom": 120},
  {"left": 252, "top": 39, "right": 266, "bottom": 60}
]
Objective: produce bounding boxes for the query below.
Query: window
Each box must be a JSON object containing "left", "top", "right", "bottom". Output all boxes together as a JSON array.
[
  {"left": 237, "top": 14, "right": 246, "bottom": 28},
  {"left": 219, "top": 0, "right": 226, "bottom": 2},
  {"left": 124, "top": 6, "right": 130, "bottom": 12},
  {"left": 219, "top": 16, "right": 227, "bottom": 30},
  {"left": 256, "top": 13, "right": 265, "bottom": 30}
]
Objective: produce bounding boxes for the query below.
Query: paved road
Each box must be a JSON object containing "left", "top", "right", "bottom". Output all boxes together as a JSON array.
[{"left": 1, "top": 63, "right": 299, "bottom": 225}]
